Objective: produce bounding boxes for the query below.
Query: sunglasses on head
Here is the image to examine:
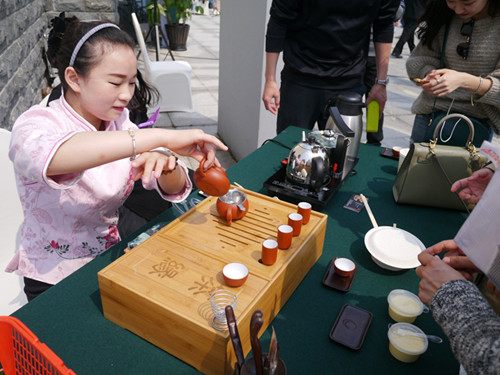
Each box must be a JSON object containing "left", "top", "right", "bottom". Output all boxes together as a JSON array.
[{"left": 457, "top": 20, "right": 474, "bottom": 60}]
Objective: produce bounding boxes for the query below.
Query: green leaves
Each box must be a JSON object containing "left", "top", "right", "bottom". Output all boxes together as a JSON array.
[
  {"left": 163, "top": 0, "right": 203, "bottom": 25},
  {"left": 145, "top": 0, "right": 205, "bottom": 26},
  {"left": 145, "top": 0, "right": 166, "bottom": 24}
]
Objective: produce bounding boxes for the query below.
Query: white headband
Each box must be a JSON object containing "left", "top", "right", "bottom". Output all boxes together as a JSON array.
[{"left": 69, "top": 23, "right": 120, "bottom": 67}]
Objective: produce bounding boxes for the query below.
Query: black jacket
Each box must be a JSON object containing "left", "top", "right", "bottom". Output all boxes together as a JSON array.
[{"left": 266, "top": 0, "right": 399, "bottom": 89}]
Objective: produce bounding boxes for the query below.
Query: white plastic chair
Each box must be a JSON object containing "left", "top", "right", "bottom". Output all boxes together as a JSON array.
[
  {"left": 0, "top": 129, "right": 28, "bottom": 314},
  {"left": 131, "top": 13, "right": 194, "bottom": 113}
]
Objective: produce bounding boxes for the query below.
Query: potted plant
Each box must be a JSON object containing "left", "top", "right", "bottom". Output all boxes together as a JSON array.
[
  {"left": 145, "top": 0, "right": 166, "bottom": 25},
  {"left": 163, "top": 0, "right": 204, "bottom": 51},
  {"left": 142, "top": 0, "right": 167, "bottom": 44}
]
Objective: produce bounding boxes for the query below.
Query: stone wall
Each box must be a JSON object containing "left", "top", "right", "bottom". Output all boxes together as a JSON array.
[{"left": 0, "top": 0, "right": 118, "bottom": 130}]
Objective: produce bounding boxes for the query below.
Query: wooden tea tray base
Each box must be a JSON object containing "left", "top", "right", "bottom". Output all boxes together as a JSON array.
[{"left": 98, "top": 187, "right": 327, "bottom": 375}]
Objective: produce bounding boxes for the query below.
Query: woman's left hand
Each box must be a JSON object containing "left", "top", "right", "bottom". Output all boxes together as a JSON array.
[
  {"left": 423, "top": 69, "right": 465, "bottom": 97},
  {"left": 131, "top": 151, "right": 178, "bottom": 184},
  {"left": 451, "top": 167, "right": 494, "bottom": 204},
  {"left": 423, "top": 239, "right": 479, "bottom": 280}
]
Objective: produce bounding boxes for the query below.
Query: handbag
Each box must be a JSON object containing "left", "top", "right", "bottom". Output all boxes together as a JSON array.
[
  {"left": 393, "top": 114, "right": 488, "bottom": 212},
  {"left": 427, "top": 110, "right": 491, "bottom": 148}
]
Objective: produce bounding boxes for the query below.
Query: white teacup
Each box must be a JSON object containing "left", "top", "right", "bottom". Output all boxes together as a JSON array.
[{"left": 397, "top": 148, "right": 410, "bottom": 171}]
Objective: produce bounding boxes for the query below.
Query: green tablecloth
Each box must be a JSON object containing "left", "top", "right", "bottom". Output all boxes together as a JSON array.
[{"left": 12, "top": 127, "right": 465, "bottom": 374}]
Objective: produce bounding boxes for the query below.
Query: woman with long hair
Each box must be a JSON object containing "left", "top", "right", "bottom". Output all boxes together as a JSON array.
[{"left": 406, "top": 0, "right": 500, "bottom": 146}]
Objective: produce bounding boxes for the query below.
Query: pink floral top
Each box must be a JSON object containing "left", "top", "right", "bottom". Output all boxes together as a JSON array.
[{"left": 7, "top": 96, "right": 191, "bottom": 285}]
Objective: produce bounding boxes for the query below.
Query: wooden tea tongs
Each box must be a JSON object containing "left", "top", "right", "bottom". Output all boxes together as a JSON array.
[
  {"left": 226, "top": 307, "right": 285, "bottom": 375},
  {"left": 249, "top": 310, "right": 282, "bottom": 375},
  {"left": 225, "top": 305, "right": 246, "bottom": 374}
]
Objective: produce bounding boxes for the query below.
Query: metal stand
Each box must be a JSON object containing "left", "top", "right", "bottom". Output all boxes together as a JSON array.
[{"left": 143, "top": 0, "right": 175, "bottom": 61}]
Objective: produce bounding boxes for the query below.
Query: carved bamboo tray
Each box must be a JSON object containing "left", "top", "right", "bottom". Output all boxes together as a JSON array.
[{"left": 98, "top": 187, "right": 327, "bottom": 375}]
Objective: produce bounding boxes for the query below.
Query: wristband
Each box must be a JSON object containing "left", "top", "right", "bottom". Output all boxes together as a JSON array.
[{"left": 471, "top": 76, "right": 483, "bottom": 106}]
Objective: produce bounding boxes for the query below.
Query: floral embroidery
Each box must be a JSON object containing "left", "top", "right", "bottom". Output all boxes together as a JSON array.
[
  {"left": 44, "top": 240, "right": 70, "bottom": 257},
  {"left": 97, "top": 225, "right": 120, "bottom": 250},
  {"left": 44, "top": 228, "right": 119, "bottom": 259},
  {"left": 44, "top": 241, "right": 71, "bottom": 258},
  {"left": 124, "top": 169, "right": 134, "bottom": 197}
]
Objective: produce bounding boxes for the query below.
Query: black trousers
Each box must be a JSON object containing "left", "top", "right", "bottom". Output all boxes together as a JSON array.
[
  {"left": 24, "top": 277, "right": 53, "bottom": 301},
  {"left": 276, "top": 79, "right": 365, "bottom": 134},
  {"left": 392, "top": 18, "right": 418, "bottom": 55}
]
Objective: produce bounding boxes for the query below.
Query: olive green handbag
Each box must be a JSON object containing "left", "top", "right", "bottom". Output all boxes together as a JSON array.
[{"left": 393, "top": 114, "right": 487, "bottom": 212}]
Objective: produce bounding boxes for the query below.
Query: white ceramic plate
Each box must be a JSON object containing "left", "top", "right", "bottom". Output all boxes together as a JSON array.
[
  {"left": 364, "top": 226, "right": 425, "bottom": 270},
  {"left": 370, "top": 254, "right": 402, "bottom": 271}
]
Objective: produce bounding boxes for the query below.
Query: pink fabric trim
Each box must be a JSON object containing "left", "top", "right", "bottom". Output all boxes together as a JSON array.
[
  {"left": 41, "top": 131, "right": 81, "bottom": 187},
  {"left": 5, "top": 252, "right": 19, "bottom": 273}
]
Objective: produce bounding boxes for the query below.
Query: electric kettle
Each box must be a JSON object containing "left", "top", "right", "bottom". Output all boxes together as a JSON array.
[{"left": 285, "top": 132, "right": 330, "bottom": 191}]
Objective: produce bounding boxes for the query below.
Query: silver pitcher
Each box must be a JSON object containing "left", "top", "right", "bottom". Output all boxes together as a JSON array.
[{"left": 325, "top": 92, "right": 364, "bottom": 161}]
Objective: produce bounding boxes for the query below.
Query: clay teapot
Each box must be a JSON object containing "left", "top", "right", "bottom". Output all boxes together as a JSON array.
[
  {"left": 193, "top": 158, "right": 230, "bottom": 196},
  {"left": 216, "top": 189, "right": 249, "bottom": 225}
]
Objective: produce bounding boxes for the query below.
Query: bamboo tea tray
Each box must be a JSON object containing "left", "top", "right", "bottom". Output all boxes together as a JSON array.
[{"left": 98, "top": 187, "right": 327, "bottom": 375}]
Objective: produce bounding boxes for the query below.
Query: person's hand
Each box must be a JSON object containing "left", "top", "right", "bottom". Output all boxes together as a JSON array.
[
  {"left": 262, "top": 80, "right": 280, "bottom": 115},
  {"left": 367, "top": 84, "right": 387, "bottom": 116},
  {"left": 424, "top": 239, "right": 479, "bottom": 280},
  {"left": 421, "top": 70, "right": 440, "bottom": 95},
  {"left": 422, "top": 69, "right": 466, "bottom": 97},
  {"left": 161, "top": 129, "right": 228, "bottom": 170},
  {"left": 416, "top": 252, "right": 466, "bottom": 305},
  {"left": 451, "top": 167, "right": 494, "bottom": 204},
  {"left": 131, "top": 150, "right": 178, "bottom": 184}
]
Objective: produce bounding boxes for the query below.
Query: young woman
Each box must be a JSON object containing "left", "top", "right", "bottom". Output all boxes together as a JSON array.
[
  {"left": 7, "top": 19, "right": 227, "bottom": 300},
  {"left": 406, "top": 0, "right": 500, "bottom": 146}
]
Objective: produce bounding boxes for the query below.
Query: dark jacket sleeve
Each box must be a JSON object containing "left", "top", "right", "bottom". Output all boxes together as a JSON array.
[
  {"left": 431, "top": 280, "right": 500, "bottom": 375},
  {"left": 372, "top": 0, "right": 400, "bottom": 43},
  {"left": 265, "top": 0, "right": 300, "bottom": 52}
]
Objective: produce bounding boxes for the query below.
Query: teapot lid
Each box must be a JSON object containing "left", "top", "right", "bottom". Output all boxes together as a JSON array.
[
  {"left": 322, "top": 129, "right": 335, "bottom": 139},
  {"left": 308, "top": 130, "right": 337, "bottom": 149},
  {"left": 306, "top": 132, "right": 318, "bottom": 144}
]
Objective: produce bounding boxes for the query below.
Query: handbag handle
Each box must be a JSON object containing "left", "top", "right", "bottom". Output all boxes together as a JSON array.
[
  {"left": 430, "top": 112, "right": 478, "bottom": 214},
  {"left": 432, "top": 113, "right": 475, "bottom": 145}
]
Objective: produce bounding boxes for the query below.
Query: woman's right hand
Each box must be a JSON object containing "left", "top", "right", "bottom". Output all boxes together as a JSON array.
[{"left": 451, "top": 167, "right": 494, "bottom": 204}]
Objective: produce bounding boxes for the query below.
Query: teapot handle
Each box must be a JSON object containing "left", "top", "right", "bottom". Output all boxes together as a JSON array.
[
  {"left": 310, "top": 156, "right": 325, "bottom": 190},
  {"left": 198, "top": 157, "right": 207, "bottom": 177},
  {"left": 327, "top": 107, "right": 355, "bottom": 137}
]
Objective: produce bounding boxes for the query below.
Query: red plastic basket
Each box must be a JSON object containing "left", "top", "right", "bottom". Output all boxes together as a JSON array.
[{"left": 0, "top": 316, "right": 76, "bottom": 375}]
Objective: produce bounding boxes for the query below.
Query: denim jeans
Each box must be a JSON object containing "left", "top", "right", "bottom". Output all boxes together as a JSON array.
[{"left": 410, "top": 114, "right": 433, "bottom": 144}]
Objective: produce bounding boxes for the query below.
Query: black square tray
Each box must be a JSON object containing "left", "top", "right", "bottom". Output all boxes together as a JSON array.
[
  {"left": 329, "top": 304, "right": 373, "bottom": 350},
  {"left": 263, "top": 157, "right": 357, "bottom": 211}
]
